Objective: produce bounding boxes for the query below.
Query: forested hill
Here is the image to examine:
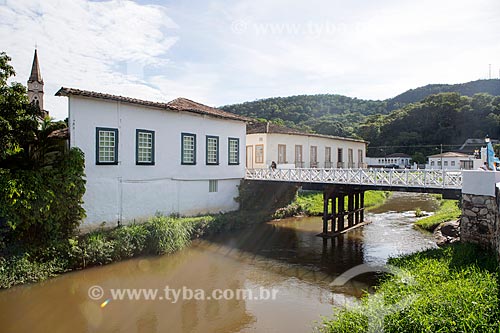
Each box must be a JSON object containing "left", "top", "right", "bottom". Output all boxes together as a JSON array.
[
  {"left": 359, "top": 93, "right": 500, "bottom": 160},
  {"left": 387, "top": 79, "right": 500, "bottom": 111},
  {"left": 220, "top": 94, "right": 387, "bottom": 137},
  {"left": 220, "top": 79, "right": 500, "bottom": 139}
]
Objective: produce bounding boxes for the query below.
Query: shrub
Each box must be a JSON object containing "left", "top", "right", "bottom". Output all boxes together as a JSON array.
[
  {"left": 110, "top": 224, "right": 148, "bottom": 259},
  {"left": 0, "top": 148, "right": 86, "bottom": 244},
  {"left": 272, "top": 203, "right": 302, "bottom": 219},
  {"left": 144, "top": 215, "right": 193, "bottom": 255},
  {"left": 78, "top": 231, "right": 116, "bottom": 267},
  {"left": 414, "top": 207, "right": 425, "bottom": 217},
  {"left": 0, "top": 253, "right": 66, "bottom": 289}
]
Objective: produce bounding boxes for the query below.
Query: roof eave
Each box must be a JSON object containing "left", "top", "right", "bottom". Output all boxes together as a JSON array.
[{"left": 55, "top": 87, "right": 250, "bottom": 122}]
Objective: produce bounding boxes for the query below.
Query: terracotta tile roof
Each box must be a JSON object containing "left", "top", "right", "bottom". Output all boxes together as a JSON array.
[
  {"left": 247, "top": 122, "right": 368, "bottom": 144},
  {"left": 55, "top": 87, "right": 250, "bottom": 122},
  {"left": 166, "top": 98, "right": 250, "bottom": 121}
]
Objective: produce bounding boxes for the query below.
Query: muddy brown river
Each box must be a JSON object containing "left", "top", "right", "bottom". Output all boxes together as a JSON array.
[{"left": 0, "top": 192, "right": 438, "bottom": 332}]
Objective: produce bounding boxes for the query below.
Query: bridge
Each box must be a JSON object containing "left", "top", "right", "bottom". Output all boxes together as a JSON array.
[{"left": 245, "top": 168, "right": 463, "bottom": 238}]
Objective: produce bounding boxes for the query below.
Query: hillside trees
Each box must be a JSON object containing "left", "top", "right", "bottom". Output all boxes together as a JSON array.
[{"left": 360, "top": 93, "right": 500, "bottom": 157}]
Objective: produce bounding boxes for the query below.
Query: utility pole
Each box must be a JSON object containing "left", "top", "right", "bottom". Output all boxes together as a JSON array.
[
  {"left": 489, "top": 64, "right": 492, "bottom": 79},
  {"left": 440, "top": 144, "right": 443, "bottom": 170}
]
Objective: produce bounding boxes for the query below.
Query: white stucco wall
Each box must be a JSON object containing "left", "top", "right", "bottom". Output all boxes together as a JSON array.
[
  {"left": 245, "top": 133, "right": 267, "bottom": 168},
  {"left": 246, "top": 133, "right": 366, "bottom": 168},
  {"left": 366, "top": 157, "right": 411, "bottom": 168},
  {"left": 67, "top": 96, "right": 246, "bottom": 226},
  {"left": 462, "top": 170, "right": 500, "bottom": 196}
]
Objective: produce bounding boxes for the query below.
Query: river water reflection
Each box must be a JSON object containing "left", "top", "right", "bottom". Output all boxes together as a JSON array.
[{"left": 0, "top": 192, "right": 438, "bottom": 333}]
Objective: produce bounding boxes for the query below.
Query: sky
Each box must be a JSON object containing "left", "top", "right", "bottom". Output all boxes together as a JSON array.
[{"left": 1, "top": 0, "right": 500, "bottom": 120}]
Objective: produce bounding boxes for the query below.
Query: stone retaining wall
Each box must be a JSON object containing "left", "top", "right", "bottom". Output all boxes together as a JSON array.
[{"left": 461, "top": 191, "right": 500, "bottom": 258}]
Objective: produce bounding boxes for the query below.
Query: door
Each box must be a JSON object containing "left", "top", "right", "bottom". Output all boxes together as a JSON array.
[
  {"left": 246, "top": 145, "right": 253, "bottom": 168},
  {"left": 295, "top": 145, "right": 303, "bottom": 168}
]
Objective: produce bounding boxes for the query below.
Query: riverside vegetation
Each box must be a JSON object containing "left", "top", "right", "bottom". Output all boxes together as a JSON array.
[
  {"left": 414, "top": 196, "right": 461, "bottom": 231},
  {"left": 321, "top": 243, "right": 500, "bottom": 332},
  {"left": 0, "top": 180, "right": 298, "bottom": 289}
]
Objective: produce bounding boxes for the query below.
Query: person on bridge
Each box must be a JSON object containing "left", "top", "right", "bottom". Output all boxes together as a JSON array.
[{"left": 270, "top": 161, "right": 277, "bottom": 170}]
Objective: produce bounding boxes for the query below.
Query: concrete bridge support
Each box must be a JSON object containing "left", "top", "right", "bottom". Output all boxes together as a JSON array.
[{"left": 320, "top": 187, "right": 367, "bottom": 238}]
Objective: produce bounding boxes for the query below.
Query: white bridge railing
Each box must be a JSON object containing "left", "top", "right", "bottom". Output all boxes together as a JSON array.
[{"left": 245, "top": 168, "right": 463, "bottom": 189}]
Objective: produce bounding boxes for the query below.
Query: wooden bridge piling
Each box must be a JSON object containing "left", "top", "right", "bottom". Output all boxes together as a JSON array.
[{"left": 319, "top": 187, "right": 367, "bottom": 238}]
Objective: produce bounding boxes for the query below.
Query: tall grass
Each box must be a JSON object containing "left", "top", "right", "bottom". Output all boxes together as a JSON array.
[
  {"left": 321, "top": 243, "right": 500, "bottom": 333},
  {"left": 0, "top": 214, "right": 200, "bottom": 288}
]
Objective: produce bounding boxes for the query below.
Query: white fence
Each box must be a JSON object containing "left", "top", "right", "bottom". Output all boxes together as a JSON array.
[{"left": 245, "top": 168, "right": 463, "bottom": 189}]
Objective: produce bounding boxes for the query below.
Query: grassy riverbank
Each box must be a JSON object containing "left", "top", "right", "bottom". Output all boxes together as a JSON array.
[
  {"left": 0, "top": 212, "right": 252, "bottom": 289},
  {"left": 414, "top": 196, "right": 461, "bottom": 231},
  {"left": 321, "top": 243, "right": 500, "bottom": 332},
  {"left": 274, "top": 190, "right": 389, "bottom": 218}
]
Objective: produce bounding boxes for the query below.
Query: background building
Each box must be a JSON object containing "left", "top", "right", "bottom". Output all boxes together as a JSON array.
[
  {"left": 426, "top": 151, "right": 485, "bottom": 170},
  {"left": 366, "top": 153, "right": 411, "bottom": 169},
  {"left": 246, "top": 122, "right": 367, "bottom": 169}
]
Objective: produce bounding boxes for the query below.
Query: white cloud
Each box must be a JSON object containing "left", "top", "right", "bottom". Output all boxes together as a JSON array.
[
  {"left": 0, "top": 0, "right": 177, "bottom": 119},
  {"left": 1, "top": 0, "right": 499, "bottom": 118}
]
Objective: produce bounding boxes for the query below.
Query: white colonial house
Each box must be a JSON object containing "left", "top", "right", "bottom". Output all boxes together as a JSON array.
[
  {"left": 245, "top": 122, "right": 367, "bottom": 169},
  {"left": 426, "top": 151, "right": 486, "bottom": 170},
  {"left": 56, "top": 88, "right": 248, "bottom": 226},
  {"left": 366, "top": 153, "right": 412, "bottom": 169}
]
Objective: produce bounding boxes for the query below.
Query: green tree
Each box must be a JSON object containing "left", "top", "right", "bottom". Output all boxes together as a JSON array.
[
  {"left": 0, "top": 52, "right": 43, "bottom": 165},
  {"left": 0, "top": 52, "right": 86, "bottom": 244}
]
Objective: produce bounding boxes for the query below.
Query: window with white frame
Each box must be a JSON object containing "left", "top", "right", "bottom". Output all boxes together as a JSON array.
[
  {"left": 96, "top": 127, "right": 118, "bottom": 165},
  {"left": 451, "top": 161, "right": 455, "bottom": 166},
  {"left": 209, "top": 179, "right": 218, "bottom": 192},
  {"left": 181, "top": 133, "right": 196, "bottom": 165},
  {"left": 136, "top": 129, "right": 154, "bottom": 165},
  {"left": 206, "top": 136, "right": 219, "bottom": 165},
  {"left": 228, "top": 138, "right": 239, "bottom": 165}
]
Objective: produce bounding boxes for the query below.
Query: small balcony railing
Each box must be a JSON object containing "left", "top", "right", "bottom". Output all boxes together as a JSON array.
[
  {"left": 310, "top": 161, "right": 318, "bottom": 168},
  {"left": 337, "top": 162, "right": 345, "bottom": 168},
  {"left": 324, "top": 161, "right": 333, "bottom": 168},
  {"left": 295, "top": 161, "right": 304, "bottom": 168}
]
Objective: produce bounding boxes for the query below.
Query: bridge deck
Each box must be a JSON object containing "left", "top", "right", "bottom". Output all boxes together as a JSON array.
[{"left": 245, "top": 168, "right": 462, "bottom": 197}]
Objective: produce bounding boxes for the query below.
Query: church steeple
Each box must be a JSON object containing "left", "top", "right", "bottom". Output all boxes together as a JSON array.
[
  {"left": 28, "top": 49, "right": 43, "bottom": 83},
  {"left": 27, "top": 49, "right": 44, "bottom": 111}
]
